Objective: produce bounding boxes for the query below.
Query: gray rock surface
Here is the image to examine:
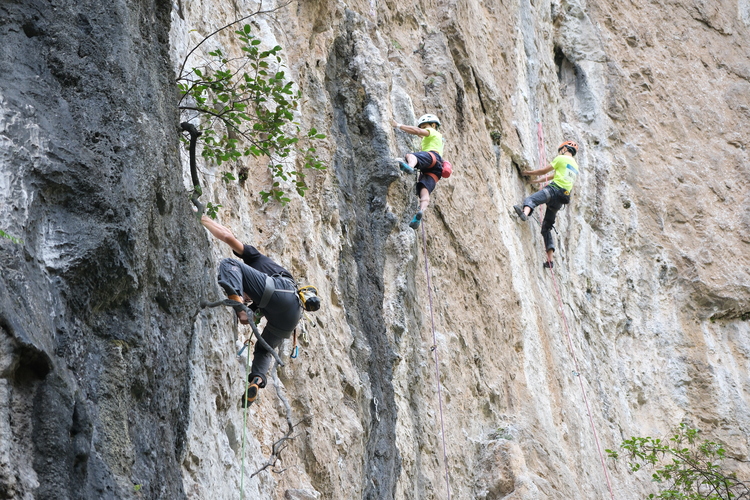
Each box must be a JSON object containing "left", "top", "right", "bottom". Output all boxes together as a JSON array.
[{"left": 1, "top": 0, "right": 749, "bottom": 499}]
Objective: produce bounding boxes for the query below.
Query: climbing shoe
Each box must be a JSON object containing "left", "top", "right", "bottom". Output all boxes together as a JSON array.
[
  {"left": 514, "top": 205, "right": 528, "bottom": 221},
  {"left": 241, "top": 377, "right": 263, "bottom": 408},
  {"left": 399, "top": 161, "right": 415, "bottom": 174},
  {"left": 409, "top": 210, "right": 423, "bottom": 229},
  {"left": 543, "top": 261, "right": 554, "bottom": 269}
]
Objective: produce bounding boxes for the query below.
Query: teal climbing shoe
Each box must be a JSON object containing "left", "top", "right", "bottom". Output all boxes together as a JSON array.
[
  {"left": 399, "top": 161, "right": 415, "bottom": 174},
  {"left": 409, "top": 210, "right": 423, "bottom": 229}
]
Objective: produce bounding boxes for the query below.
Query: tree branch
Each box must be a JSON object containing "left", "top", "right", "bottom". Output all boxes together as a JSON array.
[
  {"left": 249, "top": 362, "right": 308, "bottom": 479},
  {"left": 176, "top": 0, "right": 293, "bottom": 80}
]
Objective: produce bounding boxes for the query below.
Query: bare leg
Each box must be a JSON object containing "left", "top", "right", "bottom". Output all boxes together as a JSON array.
[
  {"left": 405, "top": 153, "right": 418, "bottom": 169},
  {"left": 418, "top": 187, "right": 430, "bottom": 211}
]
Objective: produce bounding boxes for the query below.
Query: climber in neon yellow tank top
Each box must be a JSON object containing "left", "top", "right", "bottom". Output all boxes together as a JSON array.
[
  {"left": 392, "top": 113, "right": 445, "bottom": 229},
  {"left": 513, "top": 140, "right": 580, "bottom": 269}
]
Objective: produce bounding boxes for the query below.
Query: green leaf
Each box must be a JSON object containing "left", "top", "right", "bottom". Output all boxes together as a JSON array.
[{"left": 0, "top": 229, "right": 23, "bottom": 245}]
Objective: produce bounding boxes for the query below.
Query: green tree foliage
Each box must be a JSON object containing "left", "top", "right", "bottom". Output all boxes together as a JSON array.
[
  {"left": 607, "top": 424, "right": 750, "bottom": 499},
  {"left": 177, "top": 24, "right": 326, "bottom": 204}
]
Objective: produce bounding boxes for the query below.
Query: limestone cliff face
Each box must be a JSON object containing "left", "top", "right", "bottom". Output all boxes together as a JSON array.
[{"left": 1, "top": 0, "right": 749, "bottom": 499}]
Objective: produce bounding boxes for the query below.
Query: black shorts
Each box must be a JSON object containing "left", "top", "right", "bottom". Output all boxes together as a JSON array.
[
  {"left": 411, "top": 151, "right": 442, "bottom": 195},
  {"left": 416, "top": 174, "right": 438, "bottom": 195},
  {"left": 412, "top": 151, "right": 439, "bottom": 170}
]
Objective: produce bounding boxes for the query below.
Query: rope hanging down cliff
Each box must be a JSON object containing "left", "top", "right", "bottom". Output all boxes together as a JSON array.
[
  {"left": 546, "top": 264, "right": 616, "bottom": 500},
  {"left": 534, "top": 123, "right": 615, "bottom": 499},
  {"left": 420, "top": 221, "right": 452, "bottom": 500}
]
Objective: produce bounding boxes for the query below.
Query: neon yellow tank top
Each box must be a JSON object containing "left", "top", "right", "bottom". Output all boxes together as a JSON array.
[{"left": 420, "top": 129, "right": 443, "bottom": 156}]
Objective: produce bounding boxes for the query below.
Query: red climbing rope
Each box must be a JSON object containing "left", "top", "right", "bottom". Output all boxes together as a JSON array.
[
  {"left": 536, "top": 122, "right": 615, "bottom": 498},
  {"left": 536, "top": 121, "right": 549, "bottom": 219},
  {"left": 420, "top": 221, "right": 452, "bottom": 500},
  {"left": 547, "top": 263, "right": 616, "bottom": 499},
  {"left": 537, "top": 121, "right": 548, "bottom": 183}
]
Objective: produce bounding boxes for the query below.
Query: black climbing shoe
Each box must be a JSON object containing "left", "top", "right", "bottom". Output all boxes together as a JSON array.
[
  {"left": 409, "top": 210, "right": 423, "bottom": 229},
  {"left": 241, "top": 377, "right": 263, "bottom": 408},
  {"left": 543, "top": 261, "right": 554, "bottom": 269},
  {"left": 514, "top": 205, "right": 528, "bottom": 221}
]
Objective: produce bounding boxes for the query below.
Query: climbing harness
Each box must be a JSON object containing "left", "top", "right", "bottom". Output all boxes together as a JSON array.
[
  {"left": 256, "top": 275, "right": 321, "bottom": 314},
  {"left": 424, "top": 152, "right": 441, "bottom": 184},
  {"left": 420, "top": 220, "right": 452, "bottom": 500}
]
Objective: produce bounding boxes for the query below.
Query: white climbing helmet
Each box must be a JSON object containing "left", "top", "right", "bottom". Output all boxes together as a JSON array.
[{"left": 416, "top": 114, "right": 441, "bottom": 128}]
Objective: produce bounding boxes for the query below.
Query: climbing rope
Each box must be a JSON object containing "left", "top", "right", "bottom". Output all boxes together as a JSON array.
[
  {"left": 546, "top": 264, "right": 616, "bottom": 499},
  {"left": 239, "top": 335, "right": 252, "bottom": 499},
  {"left": 419, "top": 221, "right": 452, "bottom": 500},
  {"left": 534, "top": 121, "right": 615, "bottom": 498},
  {"left": 200, "top": 297, "right": 287, "bottom": 498}
]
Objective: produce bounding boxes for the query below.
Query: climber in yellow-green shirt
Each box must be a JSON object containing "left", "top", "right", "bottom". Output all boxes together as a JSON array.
[
  {"left": 392, "top": 114, "right": 445, "bottom": 229},
  {"left": 514, "top": 140, "right": 580, "bottom": 269}
]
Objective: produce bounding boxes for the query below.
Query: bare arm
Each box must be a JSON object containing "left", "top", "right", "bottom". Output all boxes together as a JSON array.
[
  {"left": 201, "top": 216, "right": 245, "bottom": 254},
  {"left": 392, "top": 119, "right": 430, "bottom": 137},
  {"left": 521, "top": 165, "right": 554, "bottom": 177},
  {"left": 530, "top": 175, "right": 553, "bottom": 185}
]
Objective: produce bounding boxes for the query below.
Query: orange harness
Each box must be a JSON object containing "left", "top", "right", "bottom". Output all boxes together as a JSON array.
[{"left": 424, "top": 152, "right": 440, "bottom": 183}]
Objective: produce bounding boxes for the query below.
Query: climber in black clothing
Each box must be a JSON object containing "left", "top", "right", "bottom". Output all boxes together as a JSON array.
[{"left": 201, "top": 215, "right": 302, "bottom": 407}]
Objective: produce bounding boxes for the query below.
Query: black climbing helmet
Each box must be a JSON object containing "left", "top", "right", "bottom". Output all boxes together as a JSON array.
[{"left": 298, "top": 286, "right": 321, "bottom": 312}]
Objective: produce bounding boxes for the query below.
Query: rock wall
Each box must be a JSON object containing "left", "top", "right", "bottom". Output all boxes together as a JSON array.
[
  {"left": 1, "top": 0, "right": 749, "bottom": 499},
  {"left": 0, "top": 0, "right": 209, "bottom": 498}
]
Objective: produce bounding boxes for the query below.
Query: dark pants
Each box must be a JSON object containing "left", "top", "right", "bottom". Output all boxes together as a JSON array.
[
  {"left": 217, "top": 258, "right": 302, "bottom": 386},
  {"left": 523, "top": 184, "right": 570, "bottom": 252}
]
